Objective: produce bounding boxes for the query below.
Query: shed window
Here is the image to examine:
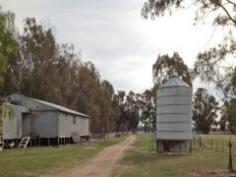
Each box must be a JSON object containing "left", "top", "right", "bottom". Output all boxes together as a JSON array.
[{"left": 73, "top": 117, "right": 76, "bottom": 124}]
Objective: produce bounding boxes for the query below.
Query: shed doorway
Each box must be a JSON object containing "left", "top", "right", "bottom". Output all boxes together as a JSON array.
[{"left": 22, "top": 113, "right": 32, "bottom": 137}]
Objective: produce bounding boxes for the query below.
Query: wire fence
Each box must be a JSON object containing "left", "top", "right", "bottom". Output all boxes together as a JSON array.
[
  {"left": 193, "top": 135, "right": 231, "bottom": 154},
  {"left": 147, "top": 134, "right": 235, "bottom": 155}
]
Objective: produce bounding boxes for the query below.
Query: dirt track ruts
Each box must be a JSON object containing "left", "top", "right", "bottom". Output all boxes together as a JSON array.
[{"left": 41, "top": 135, "right": 136, "bottom": 177}]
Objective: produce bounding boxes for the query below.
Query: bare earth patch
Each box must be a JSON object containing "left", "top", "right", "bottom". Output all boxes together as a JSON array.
[
  {"left": 41, "top": 135, "right": 136, "bottom": 177},
  {"left": 189, "top": 170, "right": 236, "bottom": 177}
]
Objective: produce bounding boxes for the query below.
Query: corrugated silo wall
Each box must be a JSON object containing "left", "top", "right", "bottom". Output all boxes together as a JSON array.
[{"left": 156, "top": 86, "right": 192, "bottom": 153}]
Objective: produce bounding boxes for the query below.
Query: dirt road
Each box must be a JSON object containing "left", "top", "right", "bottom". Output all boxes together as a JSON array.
[{"left": 41, "top": 135, "right": 135, "bottom": 177}]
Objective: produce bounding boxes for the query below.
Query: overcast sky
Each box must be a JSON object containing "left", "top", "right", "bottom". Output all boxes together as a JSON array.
[{"left": 1, "top": 0, "right": 224, "bottom": 93}]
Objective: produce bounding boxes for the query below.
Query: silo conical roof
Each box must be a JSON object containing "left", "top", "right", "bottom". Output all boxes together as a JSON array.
[{"left": 160, "top": 75, "right": 190, "bottom": 88}]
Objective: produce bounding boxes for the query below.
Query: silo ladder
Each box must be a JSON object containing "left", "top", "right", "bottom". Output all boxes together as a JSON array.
[{"left": 18, "top": 136, "right": 30, "bottom": 148}]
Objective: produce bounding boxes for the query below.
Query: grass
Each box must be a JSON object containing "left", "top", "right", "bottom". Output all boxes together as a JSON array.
[
  {"left": 114, "top": 134, "right": 230, "bottom": 177},
  {"left": 0, "top": 136, "right": 126, "bottom": 177},
  {"left": 195, "top": 134, "right": 236, "bottom": 155}
]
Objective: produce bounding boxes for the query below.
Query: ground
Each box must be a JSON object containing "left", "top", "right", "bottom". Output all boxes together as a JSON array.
[
  {"left": 1, "top": 134, "right": 236, "bottom": 177},
  {"left": 41, "top": 135, "right": 135, "bottom": 177},
  {"left": 113, "top": 134, "right": 235, "bottom": 177},
  {"left": 0, "top": 135, "right": 126, "bottom": 177}
]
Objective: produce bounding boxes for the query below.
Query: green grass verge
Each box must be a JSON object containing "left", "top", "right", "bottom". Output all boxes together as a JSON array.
[
  {"left": 0, "top": 136, "right": 126, "bottom": 177},
  {"left": 114, "top": 134, "right": 229, "bottom": 177}
]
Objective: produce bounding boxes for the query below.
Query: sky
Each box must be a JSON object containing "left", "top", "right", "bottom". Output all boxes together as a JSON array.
[{"left": 1, "top": 0, "right": 225, "bottom": 93}]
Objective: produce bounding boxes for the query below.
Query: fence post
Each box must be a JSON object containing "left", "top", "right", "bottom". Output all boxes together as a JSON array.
[
  {"left": 190, "top": 141, "right": 192, "bottom": 153},
  {"left": 222, "top": 141, "right": 224, "bottom": 152},
  {"left": 0, "top": 133, "right": 3, "bottom": 152},
  {"left": 199, "top": 137, "right": 202, "bottom": 147},
  {"left": 215, "top": 140, "right": 217, "bottom": 151},
  {"left": 228, "top": 138, "right": 234, "bottom": 173}
]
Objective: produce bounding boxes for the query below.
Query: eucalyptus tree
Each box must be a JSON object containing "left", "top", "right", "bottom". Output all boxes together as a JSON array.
[
  {"left": 0, "top": 7, "right": 19, "bottom": 134},
  {"left": 193, "top": 88, "right": 219, "bottom": 134},
  {"left": 116, "top": 91, "right": 142, "bottom": 132},
  {"left": 140, "top": 89, "right": 155, "bottom": 131},
  {"left": 96, "top": 80, "right": 118, "bottom": 132},
  {"left": 142, "top": 0, "right": 236, "bottom": 96},
  {"left": 116, "top": 91, "right": 126, "bottom": 131},
  {"left": 19, "top": 18, "right": 59, "bottom": 100},
  {"left": 220, "top": 99, "right": 236, "bottom": 133},
  {"left": 125, "top": 91, "right": 140, "bottom": 130},
  {"left": 142, "top": 0, "right": 236, "bottom": 26},
  {"left": 0, "top": 7, "right": 18, "bottom": 91},
  {"left": 153, "top": 52, "right": 192, "bottom": 88}
]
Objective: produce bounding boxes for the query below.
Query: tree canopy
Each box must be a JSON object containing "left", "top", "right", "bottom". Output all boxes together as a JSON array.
[
  {"left": 221, "top": 99, "right": 236, "bottom": 133},
  {"left": 153, "top": 52, "right": 192, "bottom": 87},
  {"left": 0, "top": 7, "right": 18, "bottom": 90},
  {"left": 142, "top": 0, "right": 235, "bottom": 95},
  {"left": 141, "top": 0, "right": 236, "bottom": 27},
  {"left": 193, "top": 88, "right": 219, "bottom": 134}
]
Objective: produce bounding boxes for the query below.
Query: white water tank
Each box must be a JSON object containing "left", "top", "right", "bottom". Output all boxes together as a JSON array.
[{"left": 156, "top": 75, "right": 192, "bottom": 144}]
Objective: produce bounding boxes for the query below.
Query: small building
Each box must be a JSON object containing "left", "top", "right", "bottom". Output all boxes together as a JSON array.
[
  {"left": 2, "top": 93, "right": 90, "bottom": 146},
  {"left": 156, "top": 75, "right": 192, "bottom": 153}
]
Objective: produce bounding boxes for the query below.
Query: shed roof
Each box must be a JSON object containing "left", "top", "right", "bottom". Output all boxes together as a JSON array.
[
  {"left": 30, "top": 98, "right": 90, "bottom": 118},
  {"left": 160, "top": 75, "right": 190, "bottom": 88},
  {"left": 8, "top": 93, "right": 90, "bottom": 118}
]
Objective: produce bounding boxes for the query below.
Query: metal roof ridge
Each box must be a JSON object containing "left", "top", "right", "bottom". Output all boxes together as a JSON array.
[{"left": 14, "top": 94, "right": 90, "bottom": 118}]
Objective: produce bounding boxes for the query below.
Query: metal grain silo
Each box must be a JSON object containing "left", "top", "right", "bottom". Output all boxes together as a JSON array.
[{"left": 156, "top": 75, "right": 192, "bottom": 153}]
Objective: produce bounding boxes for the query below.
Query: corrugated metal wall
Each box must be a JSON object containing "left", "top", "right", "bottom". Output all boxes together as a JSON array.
[
  {"left": 58, "top": 112, "right": 89, "bottom": 137},
  {"left": 2, "top": 104, "right": 28, "bottom": 139},
  {"left": 31, "top": 112, "right": 58, "bottom": 138}
]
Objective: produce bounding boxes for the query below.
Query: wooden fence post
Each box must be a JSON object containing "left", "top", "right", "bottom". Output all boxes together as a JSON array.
[
  {"left": 228, "top": 138, "right": 234, "bottom": 173},
  {"left": 190, "top": 141, "right": 192, "bottom": 153},
  {"left": 0, "top": 133, "right": 3, "bottom": 152},
  {"left": 199, "top": 137, "right": 202, "bottom": 147},
  {"left": 222, "top": 141, "right": 224, "bottom": 152}
]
